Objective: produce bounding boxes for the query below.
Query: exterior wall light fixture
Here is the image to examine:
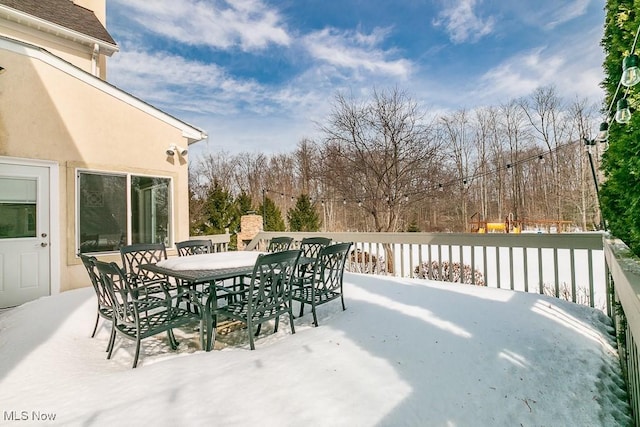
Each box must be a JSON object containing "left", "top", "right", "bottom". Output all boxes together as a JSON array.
[{"left": 166, "top": 144, "right": 188, "bottom": 156}]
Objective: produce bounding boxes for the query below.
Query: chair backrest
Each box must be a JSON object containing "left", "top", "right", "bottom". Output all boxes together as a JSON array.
[
  {"left": 80, "top": 254, "right": 110, "bottom": 309},
  {"left": 176, "top": 239, "right": 214, "bottom": 256},
  {"left": 248, "top": 250, "right": 301, "bottom": 313},
  {"left": 120, "top": 243, "right": 167, "bottom": 281},
  {"left": 267, "top": 236, "right": 294, "bottom": 253},
  {"left": 299, "top": 237, "right": 332, "bottom": 259},
  {"left": 312, "top": 242, "right": 352, "bottom": 293},
  {"left": 94, "top": 260, "right": 138, "bottom": 325}
]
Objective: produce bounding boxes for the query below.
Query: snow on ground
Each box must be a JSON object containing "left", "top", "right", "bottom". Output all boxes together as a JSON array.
[{"left": 0, "top": 273, "right": 632, "bottom": 426}]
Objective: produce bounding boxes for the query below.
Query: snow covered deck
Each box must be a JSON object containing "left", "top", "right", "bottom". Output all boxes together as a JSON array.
[{"left": 0, "top": 272, "right": 630, "bottom": 425}]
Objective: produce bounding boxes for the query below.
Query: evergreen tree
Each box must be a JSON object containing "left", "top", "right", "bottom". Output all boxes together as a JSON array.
[
  {"left": 224, "top": 191, "right": 254, "bottom": 250},
  {"left": 600, "top": 0, "right": 640, "bottom": 254},
  {"left": 258, "top": 196, "right": 286, "bottom": 231},
  {"left": 236, "top": 191, "right": 254, "bottom": 216},
  {"left": 194, "top": 180, "right": 236, "bottom": 235},
  {"left": 288, "top": 194, "right": 320, "bottom": 231},
  {"left": 406, "top": 219, "right": 421, "bottom": 232}
]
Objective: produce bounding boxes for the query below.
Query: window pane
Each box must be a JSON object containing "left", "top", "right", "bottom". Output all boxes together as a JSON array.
[
  {"left": 79, "top": 173, "right": 127, "bottom": 253},
  {"left": 0, "top": 177, "right": 36, "bottom": 203},
  {"left": 131, "top": 176, "right": 171, "bottom": 245},
  {"left": 0, "top": 177, "right": 36, "bottom": 238},
  {"left": 0, "top": 204, "right": 36, "bottom": 238}
]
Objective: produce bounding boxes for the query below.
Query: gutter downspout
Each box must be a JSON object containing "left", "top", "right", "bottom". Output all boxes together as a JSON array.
[{"left": 91, "top": 43, "right": 99, "bottom": 77}]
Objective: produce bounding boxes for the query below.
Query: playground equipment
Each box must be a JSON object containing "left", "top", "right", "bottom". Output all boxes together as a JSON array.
[
  {"left": 469, "top": 213, "right": 574, "bottom": 233},
  {"left": 471, "top": 213, "right": 520, "bottom": 233}
]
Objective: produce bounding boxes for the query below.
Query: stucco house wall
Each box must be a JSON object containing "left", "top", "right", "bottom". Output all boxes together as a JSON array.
[{"left": 0, "top": 1, "right": 206, "bottom": 298}]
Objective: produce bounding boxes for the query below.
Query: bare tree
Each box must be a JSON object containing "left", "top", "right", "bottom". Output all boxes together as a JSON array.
[
  {"left": 440, "top": 109, "right": 475, "bottom": 230},
  {"left": 295, "top": 138, "right": 317, "bottom": 196},
  {"left": 499, "top": 100, "right": 532, "bottom": 222},
  {"left": 319, "top": 87, "right": 442, "bottom": 232},
  {"left": 263, "top": 153, "right": 298, "bottom": 224},
  {"left": 232, "top": 152, "right": 269, "bottom": 205},
  {"left": 473, "top": 107, "right": 496, "bottom": 222},
  {"left": 520, "top": 86, "right": 571, "bottom": 221},
  {"left": 188, "top": 85, "right": 600, "bottom": 236},
  {"left": 568, "top": 98, "right": 600, "bottom": 230}
]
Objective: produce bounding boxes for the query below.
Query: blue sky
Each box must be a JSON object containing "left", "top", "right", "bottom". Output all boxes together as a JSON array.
[{"left": 106, "top": 0, "right": 606, "bottom": 159}]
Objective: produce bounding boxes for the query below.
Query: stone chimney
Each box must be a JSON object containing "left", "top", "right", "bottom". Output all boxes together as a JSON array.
[{"left": 236, "top": 214, "right": 263, "bottom": 251}]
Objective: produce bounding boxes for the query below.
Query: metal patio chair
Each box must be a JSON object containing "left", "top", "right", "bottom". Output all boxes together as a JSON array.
[
  {"left": 95, "top": 260, "right": 204, "bottom": 368},
  {"left": 80, "top": 254, "right": 114, "bottom": 350},
  {"left": 206, "top": 249, "right": 301, "bottom": 350},
  {"left": 175, "top": 238, "right": 234, "bottom": 310},
  {"left": 294, "top": 237, "right": 332, "bottom": 288},
  {"left": 120, "top": 243, "right": 173, "bottom": 293},
  {"left": 176, "top": 239, "right": 214, "bottom": 256},
  {"left": 291, "top": 242, "right": 352, "bottom": 326},
  {"left": 267, "top": 236, "right": 294, "bottom": 253}
]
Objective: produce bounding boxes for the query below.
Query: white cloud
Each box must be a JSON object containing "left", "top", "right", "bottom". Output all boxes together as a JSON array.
[
  {"left": 545, "top": 0, "right": 590, "bottom": 29},
  {"left": 476, "top": 47, "right": 564, "bottom": 99},
  {"left": 108, "top": 42, "right": 335, "bottom": 125},
  {"left": 110, "top": 0, "right": 290, "bottom": 51},
  {"left": 433, "top": 0, "right": 495, "bottom": 44},
  {"left": 109, "top": 47, "right": 264, "bottom": 115},
  {"left": 302, "top": 27, "right": 412, "bottom": 78},
  {"left": 471, "top": 26, "right": 604, "bottom": 105},
  {"left": 501, "top": 1, "right": 590, "bottom": 31}
]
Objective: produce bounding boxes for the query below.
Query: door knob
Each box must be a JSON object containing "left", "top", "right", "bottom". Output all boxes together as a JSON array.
[{"left": 41, "top": 242, "right": 48, "bottom": 247}]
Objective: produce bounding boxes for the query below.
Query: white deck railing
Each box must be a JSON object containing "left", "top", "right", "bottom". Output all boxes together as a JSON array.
[
  {"left": 247, "top": 231, "right": 606, "bottom": 309},
  {"left": 190, "top": 233, "right": 231, "bottom": 252},
  {"left": 604, "top": 238, "right": 640, "bottom": 426}
]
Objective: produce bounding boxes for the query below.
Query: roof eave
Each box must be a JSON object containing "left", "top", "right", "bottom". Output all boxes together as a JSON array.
[
  {"left": 0, "top": 36, "right": 206, "bottom": 143},
  {"left": 0, "top": 5, "right": 119, "bottom": 56}
]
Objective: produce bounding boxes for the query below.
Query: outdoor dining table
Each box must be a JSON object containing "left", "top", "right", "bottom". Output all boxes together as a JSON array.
[
  {"left": 140, "top": 251, "right": 316, "bottom": 351},
  {"left": 141, "top": 251, "right": 265, "bottom": 351}
]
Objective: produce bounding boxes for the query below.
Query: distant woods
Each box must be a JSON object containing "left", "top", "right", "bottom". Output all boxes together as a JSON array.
[{"left": 189, "top": 86, "right": 602, "bottom": 235}]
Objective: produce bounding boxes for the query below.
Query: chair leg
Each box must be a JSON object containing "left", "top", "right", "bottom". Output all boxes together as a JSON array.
[
  {"left": 91, "top": 310, "right": 99, "bottom": 338},
  {"left": 199, "top": 319, "right": 205, "bottom": 350},
  {"left": 132, "top": 338, "right": 141, "bottom": 369},
  {"left": 205, "top": 308, "right": 217, "bottom": 351},
  {"left": 106, "top": 327, "right": 116, "bottom": 352},
  {"left": 289, "top": 311, "right": 295, "bottom": 334},
  {"left": 341, "top": 293, "right": 346, "bottom": 311},
  {"left": 167, "top": 330, "right": 178, "bottom": 350},
  {"left": 107, "top": 331, "right": 116, "bottom": 360},
  {"left": 312, "top": 304, "right": 318, "bottom": 327},
  {"left": 254, "top": 323, "right": 262, "bottom": 336},
  {"left": 299, "top": 302, "right": 305, "bottom": 317},
  {"left": 248, "top": 320, "right": 255, "bottom": 350},
  {"left": 206, "top": 287, "right": 221, "bottom": 352},
  {"left": 274, "top": 316, "right": 280, "bottom": 333}
]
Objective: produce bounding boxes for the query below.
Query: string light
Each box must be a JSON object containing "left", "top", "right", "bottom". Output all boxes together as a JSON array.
[
  {"left": 607, "top": 21, "right": 640, "bottom": 130},
  {"left": 595, "top": 122, "right": 609, "bottom": 141},
  {"left": 615, "top": 98, "right": 632, "bottom": 124},
  {"left": 622, "top": 54, "right": 640, "bottom": 87},
  {"left": 261, "top": 139, "right": 578, "bottom": 205}
]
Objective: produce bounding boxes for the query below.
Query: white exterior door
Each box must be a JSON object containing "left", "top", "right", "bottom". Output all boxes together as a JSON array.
[{"left": 0, "top": 163, "right": 50, "bottom": 308}]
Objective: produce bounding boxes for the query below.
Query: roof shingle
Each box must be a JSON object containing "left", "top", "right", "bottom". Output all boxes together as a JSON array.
[{"left": 0, "top": 0, "right": 116, "bottom": 45}]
